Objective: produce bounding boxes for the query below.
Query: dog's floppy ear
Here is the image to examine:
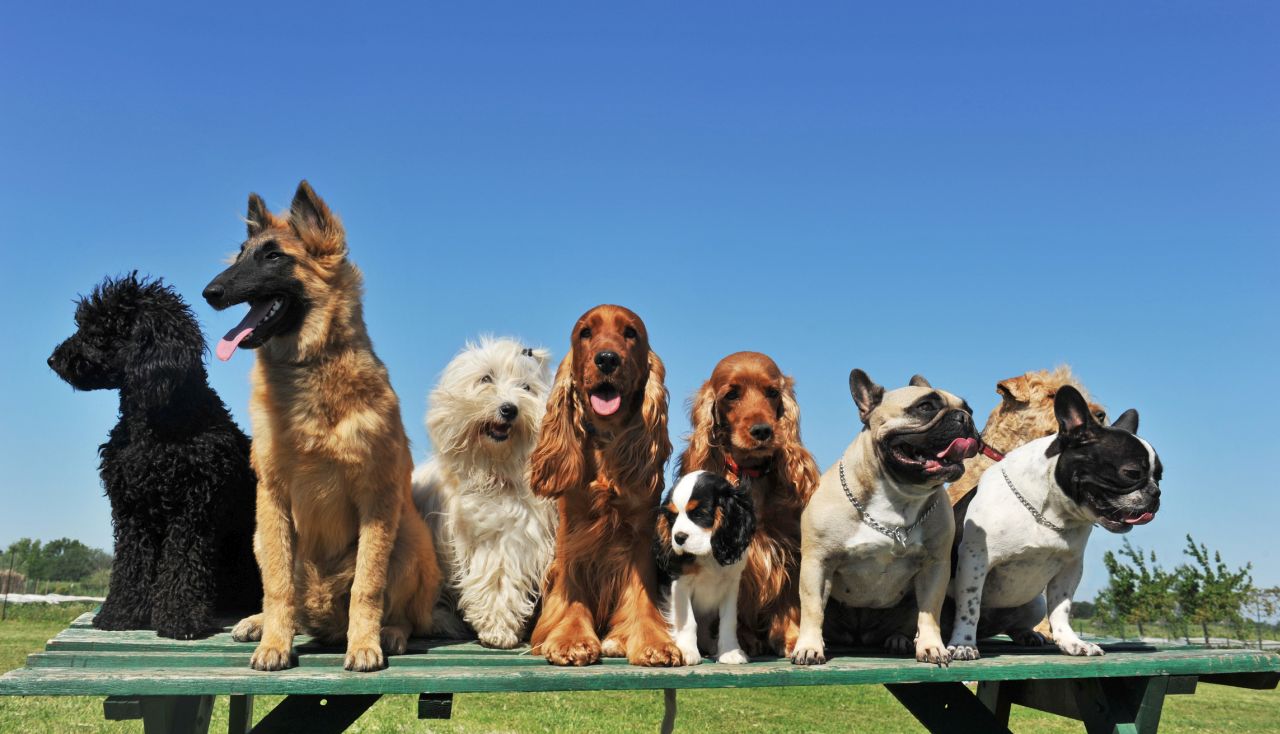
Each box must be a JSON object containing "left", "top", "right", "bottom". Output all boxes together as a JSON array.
[
  {"left": 652, "top": 505, "right": 677, "bottom": 581},
  {"left": 1052, "top": 385, "right": 1098, "bottom": 448},
  {"left": 909, "top": 374, "right": 932, "bottom": 388},
  {"left": 678, "top": 378, "right": 720, "bottom": 476},
  {"left": 849, "top": 368, "right": 885, "bottom": 425},
  {"left": 246, "top": 193, "right": 281, "bottom": 238},
  {"left": 1111, "top": 409, "right": 1139, "bottom": 434},
  {"left": 712, "top": 479, "right": 756, "bottom": 567},
  {"left": 640, "top": 350, "right": 673, "bottom": 485},
  {"left": 123, "top": 291, "right": 206, "bottom": 412},
  {"left": 996, "top": 375, "right": 1030, "bottom": 404},
  {"left": 289, "top": 180, "right": 346, "bottom": 258},
  {"left": 776, "top": 375, "right": 821, "bottom": 503},
  {"left": 529, "top": 353, "right": 584, "bottom": 498}
]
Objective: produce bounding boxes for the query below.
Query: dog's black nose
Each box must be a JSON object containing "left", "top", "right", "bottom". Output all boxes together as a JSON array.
[
  {"left": 673, "top": 532, "right": 688, "bottom": 545},
  {"left": 47, "top": 355, "right": 55, "bottom": 368},
  {"left": 750, "top": 423, "right": 773, "bottom": 441},
  {"left": 202, "top": 283, "right": 224, "bottom": 303},
  {"left": 594, "top": 351, "right": 620, "bottom": 374},
  {"left": 499, "top": 402, "right": 518, "bottom": 422}
]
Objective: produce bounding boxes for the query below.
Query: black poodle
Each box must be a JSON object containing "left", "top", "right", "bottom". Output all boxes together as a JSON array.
[{"left": 48, "top": 273, "right": 261, "bottom": 639}]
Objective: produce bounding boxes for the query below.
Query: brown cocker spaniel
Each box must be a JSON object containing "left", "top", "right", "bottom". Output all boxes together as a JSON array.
[
  {"left": 678, "top": 351, "right": 820, "bottom": 656},
  {"left": 529, "top": 305, "right": 681, "bottom": 667}
]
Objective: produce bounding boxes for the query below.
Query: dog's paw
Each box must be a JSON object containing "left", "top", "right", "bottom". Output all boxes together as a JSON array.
[
  {"left": 599, "top": 637, "right": 627, "bottom": 658},
  {"left": 544, "top": 638, "right": 601, "bottom": 667},
  {"left": 790, "top": 640, "right": 826, "bottom": 666},
  {"left": 249, "top": 643, "right": 293, "bottom": 671},
  {"left": 344, "top": 643, "right": 387, "bottom": 672},
  {"left": 380, "top": 627, "right": 409, "bottom": 656},
  {"left": 947, "top": 644, "right": 980, "bottom": 662},
  {"left": 916, "top": 641, "right": 951, "bottom": 667},
  {"left": 717, "top": 648, "right": 749, "bottom": 665},
  {"left": 630, "top": 641, "right": 683, "bottom": 667},
  {"left": 154, "top": 622, "right": 208, "bottom": 641},
  {"left": 1059, "top": 639, "right": 1105, "bottom": 657},
  {"left": 477, "top": 628, "right": 521, "bottom": 650},
  {"left": 884, "top": 633, "right": 914, "bottom": 656},
  {"left": 677, "top": 643, "right": 702, "bottom": 666},
  {"left": 231, "top": 615, "right": 264, "bottom": 643},
  {"left": 1011, "top": 629, "right": 1049, "bottom": 647}
]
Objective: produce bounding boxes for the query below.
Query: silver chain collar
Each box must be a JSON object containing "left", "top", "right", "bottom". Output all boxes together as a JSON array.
[
  {"left": 838, "top": 460, "right": 938, "bottom": 546},
  {"left": 999, "top": 466, "right": 1065, "bottom": 532}
]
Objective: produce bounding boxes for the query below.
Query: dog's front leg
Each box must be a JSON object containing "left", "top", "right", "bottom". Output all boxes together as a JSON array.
[
  {"left": 608, "top": 541, "right": 682, "bottom": 667},
  {"left": 790, "top": 549, "right": 834, "bottom": 665},
  {"left": 1047, "top": 556, "right": 1102, "bottom": 657},
  {"left": 946, "top": 538, "right": 989, "bottom": 661},
  {"left": 716, "top": 571, "right": 748, "bottom": 664},
  {"left": 913, "top": 555, "right": 951, "bottom": 666},
  {"left": 670, "top": 577, "right": 701, "bottom": 665},
  {"left": 151, "top": 497, "right": 216, "bottom": 639},
  {"left": 247, "top": 479, "right": 297, "bottom": 671},
  {"left": 344, "top": 487, "right": 401, "bottom": 672},
  {"left": 94, "top": 509, "right": 158, "bottom": 631},
  {"left": 531, "top": 569, "right": 601, "bottom": 666}
]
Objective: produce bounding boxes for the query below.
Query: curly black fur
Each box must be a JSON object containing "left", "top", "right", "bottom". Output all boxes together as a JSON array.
[{"left": 48, "top": 273, "right": 261, "bottom": 639}]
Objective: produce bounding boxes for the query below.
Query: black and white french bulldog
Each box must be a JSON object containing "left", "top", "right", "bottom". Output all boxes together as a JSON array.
[
  {"left": 792, "top": 370, "right": 979, "bottom": 667},
  {"left": 947, "top": 385, "right": 1161, "bottom": 659}
]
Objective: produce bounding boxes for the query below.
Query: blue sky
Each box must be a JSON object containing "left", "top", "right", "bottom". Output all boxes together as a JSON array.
[{"left": 1, "top": 3, "right": 1276, "bottom": 597}]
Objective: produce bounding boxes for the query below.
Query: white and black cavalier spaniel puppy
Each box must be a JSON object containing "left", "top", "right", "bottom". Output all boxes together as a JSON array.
[{"left": 655, "top": 471, "right": 756, "bottom": 665}]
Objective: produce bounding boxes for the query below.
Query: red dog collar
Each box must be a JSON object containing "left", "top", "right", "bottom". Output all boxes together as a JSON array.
[
  {"left": 725, "top": 455, "right": 767, "bottom": 480},
  {"left": 980, "top": 442, "right": 1006, "bottom": 462}
]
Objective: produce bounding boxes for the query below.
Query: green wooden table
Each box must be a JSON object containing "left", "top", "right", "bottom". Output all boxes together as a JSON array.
[{"left": 1, "top": 612, "right": 1276, "bottom": 733}]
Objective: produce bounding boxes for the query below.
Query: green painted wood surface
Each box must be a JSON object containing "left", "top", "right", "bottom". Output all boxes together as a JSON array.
[{"left": 2, "top": 613, "right": 1278, "bottom": 698}]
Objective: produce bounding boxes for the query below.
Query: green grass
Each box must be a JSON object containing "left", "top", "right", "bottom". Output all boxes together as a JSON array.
[{"left": 1, "top": 604, "right": 1276, "bottom": 732}]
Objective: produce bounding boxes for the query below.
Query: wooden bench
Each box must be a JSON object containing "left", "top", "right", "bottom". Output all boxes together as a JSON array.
[{"left": 1, "top": 612, "right": 1277, "bottom": 733}]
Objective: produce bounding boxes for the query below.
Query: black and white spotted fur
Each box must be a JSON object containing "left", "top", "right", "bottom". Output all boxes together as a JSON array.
[
  {"left": 947, "top": 386, "right": 1162, "bottom": 659},
  {"left": 655, "top": 471, "right": 756, "bottom": 665}
]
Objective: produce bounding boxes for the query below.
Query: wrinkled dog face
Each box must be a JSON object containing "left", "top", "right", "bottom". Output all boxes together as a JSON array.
[
  {"left": 849, "top": 369, "right": 979, "bottom": 486},
  {"left": 428, "top": 337, "right": 552, "bottom": 458},
  {"left": 1050, "top": 387, "right": 1161, "bottom": 534}
]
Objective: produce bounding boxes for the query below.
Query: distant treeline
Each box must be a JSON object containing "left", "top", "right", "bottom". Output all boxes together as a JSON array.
[{"left": 1, "top": 537, "right": 112, "bottom": 595}]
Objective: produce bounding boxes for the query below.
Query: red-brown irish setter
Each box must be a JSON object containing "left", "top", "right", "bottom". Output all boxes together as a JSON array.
[
  {"left": 529, "top": 305, "right": 681, "bottom": 666},
  {"left": 679, "top": 352, "right": 820, "bottom": 656}
]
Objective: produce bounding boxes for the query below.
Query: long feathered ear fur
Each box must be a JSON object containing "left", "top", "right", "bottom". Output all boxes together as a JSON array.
[
  {"left": 776, "top": 376, "right": 821, "bottom": 503},
  {"left": 639, "top": 350, "right": 673, "bottom": 491},
  {"left": 712, "top": 481, "right": 756, "bottom": 566},
  {"left": 677, "top": 379, "right": 721, "bottom": 476},
  {"left": 652, "top": 509, "right": 677, "bottom": 583},
  {"left": 529, "top": 352, "right": 584, "bottom": 497}
]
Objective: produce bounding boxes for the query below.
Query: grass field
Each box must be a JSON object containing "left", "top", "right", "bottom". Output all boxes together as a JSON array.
[{"left": 2, "top": 604, "right": 1276, "bottom": 733}]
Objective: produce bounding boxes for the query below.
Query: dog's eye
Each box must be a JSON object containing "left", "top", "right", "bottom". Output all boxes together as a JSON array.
[
  {"left": 480, "top": 375, "right": 493, "bottom": 385},
  {"left": 578, "top": 327, "right": 592, "bottom": 340},
  {"left": 1120, "top": 466, "right": 1144, "bottom": 483},
  {"left": 725, "top": 387, "right": 740, "bottom": 401},
  {"left": 522, "top": 383, "right": 533, "bottom": 392},
  {"left": 264, "top": 251, "right": 282, "bottom": 261},
  {"left": 623, "top": 326, "right": 637, "bottom": 339},
  {"left": 1093, "top": 410, "right": 1107, "bottom": 423},
  {"left": 915, "top": 400, "right": 937, "bottom": 415},
  {"left": 765, "top": 387, "right": 780, "bottom": 399}
]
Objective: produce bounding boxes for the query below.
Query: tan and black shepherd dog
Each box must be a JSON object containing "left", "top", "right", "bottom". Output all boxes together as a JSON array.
[{"left": 203, "top": 181, "right": 440, "bottom": 672}]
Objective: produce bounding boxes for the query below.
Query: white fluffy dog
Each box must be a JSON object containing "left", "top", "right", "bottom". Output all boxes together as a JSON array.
[{"left": 412, "top": 337, "right": 558, "bottom": 649}]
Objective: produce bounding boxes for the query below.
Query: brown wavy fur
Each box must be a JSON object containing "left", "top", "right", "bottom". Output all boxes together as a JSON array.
[
  {"left": 223, "top": 182, "right": 440, "bottom": 672},
  {"left": 677, "top": 352, "right": 820, "bottom": 656},
  {"left": 529, "top": 305, "right": 681, "bottom": 666}
]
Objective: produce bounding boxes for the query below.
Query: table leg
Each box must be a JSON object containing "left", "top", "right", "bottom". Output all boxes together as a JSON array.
[
  {"left": 228, "top": 694, "right": 254, "bottom": 734},
  {"left": 104, "top": 695, "right": 214, "bottom": 734},
  {"left": 884, "top": 682, "right": 1014, "bottom": 734},
  {"left": 248, "top": 694, "right": 381, "bottom": 734}
]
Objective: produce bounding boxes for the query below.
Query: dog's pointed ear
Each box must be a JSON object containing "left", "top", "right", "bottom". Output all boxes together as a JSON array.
[
  {"left": 529, "top": 353, "right": 584, "bottom": 498},
  {"left": 246, "top": 193, "right": 279, "bottom": 238},
  {"left": 1111, "top": 409, "right": 1139, "bottom": 434},
  {"left": 123, "top": 285, "right": 206, "bottom": 412},
  {"left": 909, "top": 374, "right": 932, "bottom": 388},
  {"left": 1053, "top": 385, "right": 1098, "bottom": 447},
  {"left": 997, "top": 375, "right": 1030, "bottom": 404},
  {"left": 289, "top": 180, "right": 346, "bottom": 257},
  {"left": 849, "top": 368, "right": 884, "bottom": 426},
  {"left": 678, "top": 379, "right": 719, "bottom": 477}
]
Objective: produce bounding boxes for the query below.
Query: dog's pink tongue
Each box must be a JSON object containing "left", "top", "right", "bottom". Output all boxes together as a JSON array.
[
  {"left": 215, "top": 301, "right": 273, "bottom": 362},
  {"left": 1123, "top": 512, "right": 1155, "bottom": 525},
  {"left": 590, "top": 393, "right": 622, "bottom": 416},
  {"left": 937, "top": 437, "right": 980, "bottom": 463}
]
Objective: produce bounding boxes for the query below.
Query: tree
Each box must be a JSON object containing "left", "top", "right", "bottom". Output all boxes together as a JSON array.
[
  {"left": 1098, "top": 540, "right": 1175, "bottom": 639},
  {"left": 1174, "top": 534, "right": 1253, "bottom": 646},
  {"left": 26, "top": 538, "right": 101, "bottom": 582},
  {"left": 1245, "top": 587, "right": 1280, "bottom": 650}
]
